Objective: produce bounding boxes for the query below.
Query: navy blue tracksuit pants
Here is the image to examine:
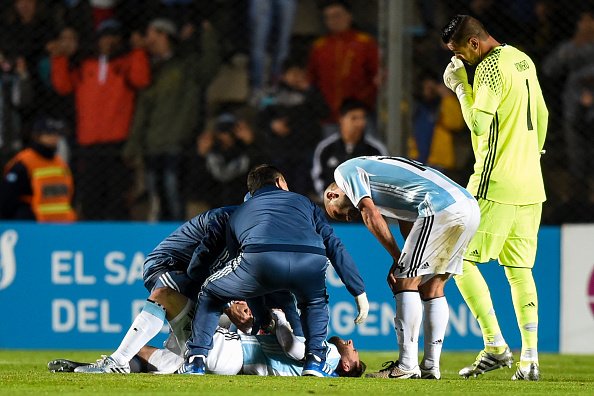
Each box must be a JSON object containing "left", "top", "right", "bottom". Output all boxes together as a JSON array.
[{"left": 187, "top": 251, "right": 329, "bottom": 360}]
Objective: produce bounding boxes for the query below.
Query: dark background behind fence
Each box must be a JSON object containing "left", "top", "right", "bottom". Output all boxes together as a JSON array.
[{"left": 0, "top": 0, "right": 589, "bottom": 223}]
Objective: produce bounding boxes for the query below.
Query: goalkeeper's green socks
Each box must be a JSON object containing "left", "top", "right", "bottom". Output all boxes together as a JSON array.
[
  {"left": 504, "top": 266, "right": 539, "bottom": 365},
  {"left": 454, "top": 261, "right": 507, "bottom": 354}
]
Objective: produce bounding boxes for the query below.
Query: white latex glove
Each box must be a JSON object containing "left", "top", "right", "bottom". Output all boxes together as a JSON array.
[
  {"left": 443, "top": 56, "right": 470, "bottom": 96},
  {"left": 354, "top": 292, "right": 369, "bottom": 324}
]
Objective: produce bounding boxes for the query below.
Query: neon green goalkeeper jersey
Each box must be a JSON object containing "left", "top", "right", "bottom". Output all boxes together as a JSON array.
[{"left": 469, "top": 44, "right": 547, "bottom": 204}]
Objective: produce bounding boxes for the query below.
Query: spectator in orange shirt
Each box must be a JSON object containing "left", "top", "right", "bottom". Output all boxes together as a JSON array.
[
  {"left": 307, "top": 0, "right": 379, "bottom": 136},
  {"left": 50, "top": 19, "right": 150, "bottom": 220},
  {"left": 0, "top": 115, "right": 76, "bottom": 222}
]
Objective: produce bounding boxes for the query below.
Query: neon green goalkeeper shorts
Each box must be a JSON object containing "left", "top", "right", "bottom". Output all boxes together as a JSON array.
[{"left": 464, "top": 199, "right": 542, "bottom": 268}]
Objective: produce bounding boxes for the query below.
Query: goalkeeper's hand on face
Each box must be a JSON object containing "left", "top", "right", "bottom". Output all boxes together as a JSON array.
[
  {"left": 354, "top": 292, "right": 369, "bottom": 324},
  {"left": 443, "top": 56, "right": 471, "bottom": 98}
]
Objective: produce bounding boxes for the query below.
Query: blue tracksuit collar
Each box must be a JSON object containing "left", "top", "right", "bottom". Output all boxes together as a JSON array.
[{"left": 252, "top": 185, "right": 283, "bottom": 196}]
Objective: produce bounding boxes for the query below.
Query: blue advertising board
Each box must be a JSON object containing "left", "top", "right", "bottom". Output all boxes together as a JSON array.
[
  {"left": 0, "top": 222, "right": 560, "bottom": 352},
  {"left": 328, "top": 224, "right": 560, "bottom": 353}
]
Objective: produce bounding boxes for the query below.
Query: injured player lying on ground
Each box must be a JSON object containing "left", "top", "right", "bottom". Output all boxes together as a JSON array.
[{"left": 48, "top": 309, "right": 366, "bottom": 377}]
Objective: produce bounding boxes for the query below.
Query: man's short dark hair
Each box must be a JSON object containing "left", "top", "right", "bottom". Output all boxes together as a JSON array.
[
  {"left": 441, "top": 14, "right": 488, "bottom": 45},
  {"left": 337, "top": 360, "right": 367, "bottom": 377},
  {"left": 339, "top": 98, "right": 368, "bottom": 116},
  {"left": 247, "top": 164, "right": 284, "bottom": 194}
]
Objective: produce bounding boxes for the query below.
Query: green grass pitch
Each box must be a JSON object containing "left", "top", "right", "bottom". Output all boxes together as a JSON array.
[{"left": 1, "top": 350, "right": 593, "bottom": 395}]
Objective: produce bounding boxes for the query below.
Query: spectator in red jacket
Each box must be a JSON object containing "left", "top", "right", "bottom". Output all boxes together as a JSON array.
[
  {"left": 307, "top": 0, "right": 379, "bottom": 135},
  {"left": 50, "top": 19, "right": 150, "bottom": 220}
]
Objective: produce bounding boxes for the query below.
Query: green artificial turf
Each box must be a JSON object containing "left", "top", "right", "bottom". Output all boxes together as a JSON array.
[{"left": 1, "top": 350, "right": 593, "bottom": 395}]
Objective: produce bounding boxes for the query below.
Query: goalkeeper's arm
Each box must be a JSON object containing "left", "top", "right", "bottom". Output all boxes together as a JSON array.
[
  {"left": 536, "top": 88, "right": 549, "bottom": 151},
  {"left": 463, "top": 107, "right": 494, "bottom": 137},
  {"left": 443, "top": 56, "right": 493, "bottom": 136}
]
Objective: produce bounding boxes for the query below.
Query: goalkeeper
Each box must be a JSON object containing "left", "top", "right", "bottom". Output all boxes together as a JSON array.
[{"left": 441, "top": 15, "right": 548, "bottom": 381}]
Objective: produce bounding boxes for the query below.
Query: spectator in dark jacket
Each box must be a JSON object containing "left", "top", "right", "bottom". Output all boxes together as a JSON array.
[
  {"left": 311, "top": 98, "right": 388, "bottom": 199},
  {"left": 199, "top": 112, "right": 266, "bottom": 207},
  {"left": 257, "top": 59, "right": 329, "bottom": 196},
  {"left": 0, "top": 54, "right": 34, "bottom": 166},
  {"left": 123, "top": 18, "right": 222, "bottom": 221},
  {"left": 0, "top": 0, "right": 58, "bottom": 131}
]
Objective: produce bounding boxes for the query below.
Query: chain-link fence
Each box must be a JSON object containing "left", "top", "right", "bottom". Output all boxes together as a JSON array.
[{"left": 0, "top": 0, "right": 587, "bottom": 223}]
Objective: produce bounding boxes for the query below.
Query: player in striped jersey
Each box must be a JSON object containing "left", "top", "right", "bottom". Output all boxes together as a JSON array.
[
  {"left": 50, "top": 310, "right": 365, "bottom": 377},
  {"left": 181, "top": 309, "right": 362, "bottom": 377},
  {"left": 74, "top": 206, "right": 301, "bottom": 374},
  {"left": 72, "top": 207, "right": 242, "bottom": 374},
  {"left": 324, "top": 156, "right": 480, "bottom": 380},
  {"left": 183, "top": 164, "right": 368, "bottom": 377},
  {"left": 233, "top": 309, "right": 364, "bottom": 377},
  {"left": 442, "top": 15, "right": 547, "bottom": 381}
]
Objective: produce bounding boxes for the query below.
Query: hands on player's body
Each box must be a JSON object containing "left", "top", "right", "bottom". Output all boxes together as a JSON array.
[
  {"left": 272, "top": 309, "right": 365, "bottom": 377},
  {"left": 225, "top": 301, "right": 254, "bottom": 333},
  {"left": 357, "top": 198, "right": 428, "bottom": 293},
  {"left": 387, "top": 261, "right": 400, "bottom": 293},
  {"left": 326, "top": 190, "right": 423, "bottom": 294},
  {"left": 384, "top": 221, "right": 412, "bottom": 292}
]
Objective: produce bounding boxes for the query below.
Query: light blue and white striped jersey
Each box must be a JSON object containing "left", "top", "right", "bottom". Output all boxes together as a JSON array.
[
  {"left": 240, "top": 334, "right": 340, "bottom": 376},
  {"left": 334, "top": 156, "right": 474, "bottom": 221}
]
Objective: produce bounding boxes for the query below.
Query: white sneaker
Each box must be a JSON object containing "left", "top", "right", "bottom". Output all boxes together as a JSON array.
[
  {"left": 74, "top": 355, "right": 130, "bottom": 374},
  {"left": 511, "top": 362, "right": 540, "bottom": 381},
  {"left": 420, "top": 364, "right": 441, "bottom": 379},
  {"left": 48, "top": 359, "right": 89, "bottom": 372},
  {"left": 365, "top": 360, "right": 421, "bottom": 379},
  {"left": 459, "top": 347, "right": 513, "bottom": 378}
]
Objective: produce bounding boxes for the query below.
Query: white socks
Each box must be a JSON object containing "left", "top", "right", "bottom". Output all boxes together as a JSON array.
[
  {"left": 394, "top": 291, "right": 422, "bottom": 370},
  {"left": 111, "top": 300, "right": 166, "bottom": 365},
  {"left": 421, "top": 296, "right": 448, "bottom": 370},
  {"left": 169, "top": 299, "right": 194, "bottom": 355}
]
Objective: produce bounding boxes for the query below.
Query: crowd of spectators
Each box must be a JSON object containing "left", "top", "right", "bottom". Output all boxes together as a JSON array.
[
  {"left": 414, "top": 0, "right": 594, "bottom": 223},
  {"left": 0, "top": 0, "right": 591, "bottom": 223}
]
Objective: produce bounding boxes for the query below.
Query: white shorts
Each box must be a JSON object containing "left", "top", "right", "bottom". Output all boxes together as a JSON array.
[
  {"left": 206, "top": 327, "right": 244, "bottom": 375},
  {"left": 148, "top": 347, "right": 184, "bottom": 374},
  {"left": 394, "top": 197, "right": 480, "bottom": 282},
  {"left": 149, "top": 327, "right": 243, "bottom": 375}
]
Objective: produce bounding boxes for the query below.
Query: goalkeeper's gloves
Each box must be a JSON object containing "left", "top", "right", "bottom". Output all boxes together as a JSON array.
[
  {"left": 443, "top": 56, "right": 472, "bottom": 98},
  {"left": 354, "top": 292, "right": 369, "bottom": 324}
]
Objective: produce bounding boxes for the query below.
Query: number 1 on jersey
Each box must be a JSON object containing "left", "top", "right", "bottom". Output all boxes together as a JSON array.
[{"left": 526, "top": 79, "right": 533, "bottom": 131}]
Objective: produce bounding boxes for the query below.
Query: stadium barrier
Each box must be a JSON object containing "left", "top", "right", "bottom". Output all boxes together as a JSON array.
[
  {"left": 560, "top": 225, "right": 594, "bottom": 354},
  {"left": 0, "top": 222, "right": 562, "bottom": 352}
]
